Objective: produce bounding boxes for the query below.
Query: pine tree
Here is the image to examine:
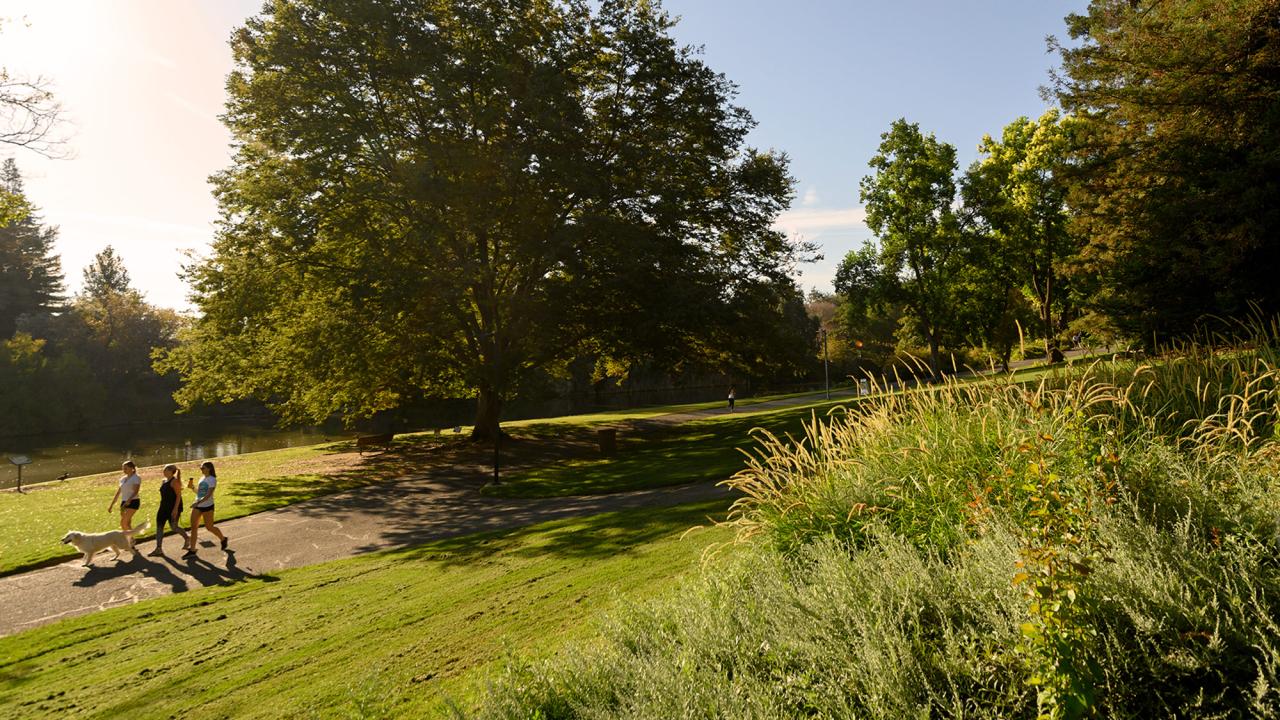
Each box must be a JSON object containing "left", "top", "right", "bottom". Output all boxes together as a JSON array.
[
  {"left": 0, "top": 158, "right": 64, "bottom": 338},
  {"left": 81, "top": 245, "right": 132, "bottom": 299}
]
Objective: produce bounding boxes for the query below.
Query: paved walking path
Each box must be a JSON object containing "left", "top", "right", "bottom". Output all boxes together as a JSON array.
[
  {"left": 0, "top": 472, "right": 729, "bottom": 637},
  {"left": 1, "top": 353, "right": 1094, "bottom": 638}
]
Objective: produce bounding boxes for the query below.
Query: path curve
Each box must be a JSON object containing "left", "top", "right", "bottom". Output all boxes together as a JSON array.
[{"left": 0, "top": 472, "right": 728, "bottom": 637}]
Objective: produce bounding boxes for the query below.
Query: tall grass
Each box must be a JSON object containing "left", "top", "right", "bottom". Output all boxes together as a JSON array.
[{"left": 469, "top": 321, "right": 1280, "bottom": 719}]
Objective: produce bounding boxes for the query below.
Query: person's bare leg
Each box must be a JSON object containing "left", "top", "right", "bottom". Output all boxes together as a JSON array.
[
  {"left": 202, "top": 512, "right": 226, "bottom": 544},
  {"left": 185, "top": 509, "right": 201, "bottom": 552},
  {"left": 121, "top": 507, "right": 135, "bottom": 532}
]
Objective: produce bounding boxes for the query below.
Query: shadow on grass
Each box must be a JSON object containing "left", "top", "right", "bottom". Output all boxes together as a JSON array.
[
  {"left": 391, "top": 498, "right": 733, "bottom": 568},
  {"left": 489, "top": 405, "right": 841, "bottom": 498}
]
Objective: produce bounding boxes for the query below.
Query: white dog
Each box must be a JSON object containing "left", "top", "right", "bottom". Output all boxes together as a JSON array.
[{"left": 61, "top": 522, "right": 151, "bottom": 567}]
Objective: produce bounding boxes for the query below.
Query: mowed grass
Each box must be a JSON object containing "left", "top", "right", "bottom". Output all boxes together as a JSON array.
[
  {"left": 485, "top": 359, "right": 1084, "bottom": 499},
  {"left": 0, "top": 499, "right": 732, "bottom": 719},
  {"left": 488, "top": 399, "right": 859, "bottom": 498}
]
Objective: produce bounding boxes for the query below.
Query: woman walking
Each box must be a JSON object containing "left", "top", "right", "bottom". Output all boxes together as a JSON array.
[
  {"left": 147, "top": 464, "right": 187, "bottom": 557},
  {"left": 183, "top": 461, "right": 228, "bottom": 558},
  {"left": 107, "top": 461, "right": 142, "bottom": 538}
]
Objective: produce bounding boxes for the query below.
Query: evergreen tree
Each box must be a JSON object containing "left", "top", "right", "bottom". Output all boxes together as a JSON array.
[
  {"left": 0, "top": 158, "right": 64, "bottom": 338},
  {"left": 1052, "top": 0, "right": 1280, "bottom": 340},
  {"left": 81, "top": 245, "right": 132, "bottom": 299}
]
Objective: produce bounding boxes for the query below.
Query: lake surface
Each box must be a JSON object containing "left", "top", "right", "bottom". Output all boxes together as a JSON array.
[{"left": 1, "top": 422, "right": 336, "bottom": 489}]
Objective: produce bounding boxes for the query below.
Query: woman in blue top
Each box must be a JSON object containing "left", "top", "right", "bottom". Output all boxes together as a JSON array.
[{"left": 183, "top": 461, "right": 228, "bottom": 558}]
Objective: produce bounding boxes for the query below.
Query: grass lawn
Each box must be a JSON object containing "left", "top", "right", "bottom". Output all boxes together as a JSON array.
[
  {"left": 0, "top": 499, "right": 732, "bottom": 719},
  {"left": 484, "top": 358, "right": 1089, "bottom": 499},
  {"left": 488, "top": 398, "right": 857, "bottom": 498}
]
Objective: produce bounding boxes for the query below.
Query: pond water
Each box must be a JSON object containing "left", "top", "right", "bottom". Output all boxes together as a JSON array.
[{"left": 0, "top": 421, "right": 336, "bottom": 490}]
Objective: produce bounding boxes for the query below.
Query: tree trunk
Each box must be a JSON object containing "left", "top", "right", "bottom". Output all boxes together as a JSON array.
[
  {"left": 1041, "top": 300, "right": 1054, "bottom": 358},
  {"left": 927, "top": 333, "right": 942, "bottom": 381},
  {"left": 471, "top": 387, "right": 502, "bottom": 442}
]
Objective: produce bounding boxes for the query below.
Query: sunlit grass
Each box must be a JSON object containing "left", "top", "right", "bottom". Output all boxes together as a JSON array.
[{"left": 0, "top": 500, "right": 731, "bottom": 719}]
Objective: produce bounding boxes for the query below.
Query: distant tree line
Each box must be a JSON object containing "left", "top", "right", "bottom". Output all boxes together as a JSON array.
[
  {"left": 827, "top": 0, "right": 1280, "bottom": 379},
  {"left": 0, "top": 159, "right": 184, "bottom": 437}
]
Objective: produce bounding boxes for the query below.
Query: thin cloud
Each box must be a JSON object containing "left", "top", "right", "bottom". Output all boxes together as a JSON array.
[
  {"left": 800, "top": 187, "right": 820, "bottom": 207},
  {"left": 166, "top": 92, "right": 219, "bottom": 125},
  {"left": 69, "top": 212, "right": 212, "bottom": 240},
  {"left": 774, "top": 206, "right": 868, "bottom": 237},
  {"left": 142, "top": 50, "right": 178, "bottom": 70}
]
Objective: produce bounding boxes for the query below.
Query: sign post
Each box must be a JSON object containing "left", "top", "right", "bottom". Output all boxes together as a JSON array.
[{"left": 8, "top": 455, "right": 32, "bottom": 493}]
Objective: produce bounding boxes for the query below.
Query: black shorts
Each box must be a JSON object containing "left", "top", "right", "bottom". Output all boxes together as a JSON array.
[
  {"left": 192, "top": 505, "right": 214, "bottom": 517},
  {"left": 121, "top": 498, "right": 140, "bottom": 510}
]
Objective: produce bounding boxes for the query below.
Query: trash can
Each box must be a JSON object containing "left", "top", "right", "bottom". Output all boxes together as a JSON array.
[{"left": 597, "top": 428, "right": 617, "bottom": 454}]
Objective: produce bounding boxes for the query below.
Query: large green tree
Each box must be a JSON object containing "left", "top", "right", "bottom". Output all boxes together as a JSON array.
[
  {"left": 160, "top": 0, "right": 806, "bottom": 438},
  {"left": 855, "top": 119, "right": 965, "bottom": 379},
  {"left": 962, "top": 110, "right": 1077, "bottom": 355},
  {"left": 0, "top": 158, "right": 63, "bottom": 338},
  {"left": 1051, "top": 0, "right": 1280, "bottom": 340}
]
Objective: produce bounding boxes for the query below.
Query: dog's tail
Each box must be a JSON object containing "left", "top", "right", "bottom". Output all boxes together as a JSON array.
[{"left": 124, "top": 521, "right": 151, "bottom": 536}]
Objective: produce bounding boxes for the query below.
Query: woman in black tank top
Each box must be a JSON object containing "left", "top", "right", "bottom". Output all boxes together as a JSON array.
[{"left": 146, "top": 464, "right": 187, "bottom": 556}]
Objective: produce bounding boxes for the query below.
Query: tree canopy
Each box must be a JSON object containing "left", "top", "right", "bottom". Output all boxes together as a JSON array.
[
  {"left": 962, "top": 110, "right": 1077, "bottom": 356},
  {"left": 159, "top": 0, "right": 809, "bottom": 437},
  {"left": 855, "top": 119, "right": 964, "bottom": 378},
  {"left": 1051, "top": 0, "right": 1280, "bottom": 340}
]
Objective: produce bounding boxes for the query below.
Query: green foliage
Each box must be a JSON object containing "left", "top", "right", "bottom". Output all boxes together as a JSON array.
[
  {"left": 0, "top": 241, "right": 184, "bottom": 437},
  {"left": 1052, "top": 0, "right": 1280, "bottom": 342},
  {"left": 962, "top": 110, "right": 1078, "bottom": 359},
  {"left": 0, "top": 333, "right": 104, "bottom": 437},
  {"left": 474, "top": 327, "right": 1280, "bottom": 717},
  {"left": 162, "top": 0, "right": 810, "bottom": 438},
  {"left": 854, "top": 119, "right": 966, "bottom": 378}
]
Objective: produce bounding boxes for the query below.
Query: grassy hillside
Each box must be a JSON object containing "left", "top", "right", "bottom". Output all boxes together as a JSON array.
[
  {"left": 472, "top": 330, "right": 1280, "bottom": 718},
  {"left": 0, "top": 500, "right": 732, "bottom": 719}
]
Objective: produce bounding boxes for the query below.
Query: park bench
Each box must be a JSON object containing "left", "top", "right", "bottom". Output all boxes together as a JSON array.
[{"left": 356, "top": 433, "right": 395, "bottom": 455}]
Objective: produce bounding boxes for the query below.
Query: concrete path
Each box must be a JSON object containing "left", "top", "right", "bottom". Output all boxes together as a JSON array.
[{"left": 0, "top": 472, "right": 729, "bottom": 637}]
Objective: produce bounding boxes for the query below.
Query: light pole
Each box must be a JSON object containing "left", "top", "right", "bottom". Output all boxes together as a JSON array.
[
  {"left": 821, "top": 328, "right": 830, "bottom": 400},
  {"left": 493, "top": 320, "right": 501, "bottom": 486}
]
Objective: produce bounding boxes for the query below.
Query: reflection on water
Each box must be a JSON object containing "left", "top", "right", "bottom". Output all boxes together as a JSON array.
[{"left": 0, "top": 422, "right": 335, "bottom": 489}]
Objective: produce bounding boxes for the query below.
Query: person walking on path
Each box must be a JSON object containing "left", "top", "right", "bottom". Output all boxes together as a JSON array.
[
  {"left": 183, "top": 461, "right": 228, "bottom": 558},
  {"left": 727, "top": 385, "right": 736, "bottom": 412},
  {"left": 147, "top": 464, "right": 187, "bottom": 557},
  {"left": 107, "top": 461, "right": 142, "bottom": 540}
]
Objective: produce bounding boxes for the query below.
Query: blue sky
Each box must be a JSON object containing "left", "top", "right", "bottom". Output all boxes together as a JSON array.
[
  {"left": 4, "top": 0, "right": 1084, "bottom": 309},
  {"left": 666, "top": 0, "right": 1084, "bottom": 293}
]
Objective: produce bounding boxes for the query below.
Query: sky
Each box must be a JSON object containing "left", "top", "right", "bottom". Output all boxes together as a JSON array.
[{"left": 0, "top": 0, "right": 1085, "bottom": 311}]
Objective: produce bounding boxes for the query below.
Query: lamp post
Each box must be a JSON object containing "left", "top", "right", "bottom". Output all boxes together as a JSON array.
[
  {"left": 821, "top": 328, "right": 830, "bottom": 400},
  {"left": 492, "top": 327, "right": 501, "bottom": 486}
]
